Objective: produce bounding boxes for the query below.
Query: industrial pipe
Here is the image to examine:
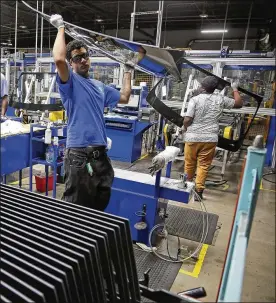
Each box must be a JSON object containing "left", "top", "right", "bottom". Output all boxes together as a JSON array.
[
  {"left": 14, "top": 0, "right": 18, "bottom": 86},
  {"left": 220, "top": 0, "right": 229, "bottom": 51},
  {"left": 116, "top": 1, "right": 120, "bottom": 37},
  {"left": 187, "top": 38, "right": 257, "bottom": 47},
  {"left": 129, "top": 1, "right": 136, "bottom": 41},
  {"left": 34, "top": 1, "right": 39, "bottom": 104},
  {"left": 40, "top": 0, "right": 44, "bottom": 58},
  {"left": 243, "top": 2, "right": 253, "bottom": 50},
  {"left": 35, "top": 1, "right": 38, "bottom": 60},
  {"left": 156, "top": 1, "right": 164, "bottom": 47}
]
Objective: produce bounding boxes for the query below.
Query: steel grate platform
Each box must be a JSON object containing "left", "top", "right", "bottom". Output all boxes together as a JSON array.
[
  {"left": 166, "top": 204, "right": 219, "bottom": 245},
  {"left": 134, "top": 248, "right": 182, "bottom": 303}
]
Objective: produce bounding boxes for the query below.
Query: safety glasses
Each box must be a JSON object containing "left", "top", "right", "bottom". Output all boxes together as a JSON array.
[{"left": 71, "top": 52, "right": 89, "bottom": 63}]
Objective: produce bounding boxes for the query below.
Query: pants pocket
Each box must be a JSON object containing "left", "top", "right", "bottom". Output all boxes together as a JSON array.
[{"left": 68, "top": 151, "right": 87, "bottom": 169}]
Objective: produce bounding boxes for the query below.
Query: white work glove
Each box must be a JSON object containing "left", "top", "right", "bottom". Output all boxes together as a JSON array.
[
  {"left": 50, "top": 14, "right": 65, "bottom": 29},
  {"left": 148, "top": 156, "right": 165, "bottom": 176},
  {"left": 107, "top": 137, "right": 112, "bottom": 150},
  {"left": 1, "top": 115, "right": 8, "bottom": 122},
  {"left": 123, "top": 64, "right": 134, "bottom": 79},
  {"left": 123, "top": 64, "right": 135, "bottom": 74},
  {"left": 231, "top": 80, "right": 239, "bottom": 91},
  {"left": 190, "top": 87, "right": 204, "bottom": 97}
]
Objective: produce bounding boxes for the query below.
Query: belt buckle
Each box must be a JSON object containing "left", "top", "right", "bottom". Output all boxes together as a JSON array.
[{"left": 93, "top": 150, "right": 100, "bottom": 159}]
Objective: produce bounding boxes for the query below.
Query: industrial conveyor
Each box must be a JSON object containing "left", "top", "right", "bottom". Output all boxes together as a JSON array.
[{"left": 106, "top": 147, "right": 194, "bottom": 244}]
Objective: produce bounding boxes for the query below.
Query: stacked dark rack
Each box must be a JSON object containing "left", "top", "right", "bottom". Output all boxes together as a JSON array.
[{"left": 0, "top": 184, "right": 205, "bottom": 303}]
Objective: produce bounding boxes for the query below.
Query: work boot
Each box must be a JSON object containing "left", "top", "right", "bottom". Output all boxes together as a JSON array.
[{"left": 194, "top": 189, "right": 203, "bottom": 202}]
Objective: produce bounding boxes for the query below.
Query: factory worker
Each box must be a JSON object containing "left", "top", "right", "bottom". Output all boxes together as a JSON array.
[
  {"left": 183, "top": 76, "right": 243, "bottom": 201},
  {"left": 1, "top": 73, "right": 9, "bottom": 118},
  {"left": 50, "top": 14, "right": 135, "bottom": 210}
]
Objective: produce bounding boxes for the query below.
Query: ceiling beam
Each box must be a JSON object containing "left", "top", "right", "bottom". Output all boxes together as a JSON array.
[
  {"left": 135, "top": 28, "right": 155, "bottom": 43},
  {"left": 2, "top": 3, "right": 35, "bottom": 18},
  {"left": 73, "top": 1, "right": 112, "bottom": 18}
]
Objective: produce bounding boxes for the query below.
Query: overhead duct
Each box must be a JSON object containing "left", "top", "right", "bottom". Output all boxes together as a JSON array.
[{"left": 187, "top": 38, "right": 257, "bottom": 48}]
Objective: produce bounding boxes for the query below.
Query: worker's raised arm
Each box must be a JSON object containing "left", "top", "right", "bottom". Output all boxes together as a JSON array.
[
  {"left": 231, "top": 81, "right": 243, "bottom": 108},
  {"left": 50, "top": 14, "right": 69, "bottom": 83},
  {"left": 119, "top": 67, "right": 132, "bottom": 104}
]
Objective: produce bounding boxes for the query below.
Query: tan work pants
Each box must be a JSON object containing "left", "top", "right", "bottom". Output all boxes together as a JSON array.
[{"left": 184, "top": 142, "right": 217, "bottom": 191}]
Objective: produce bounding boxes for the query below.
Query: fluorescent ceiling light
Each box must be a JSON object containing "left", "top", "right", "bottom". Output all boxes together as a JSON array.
[
  {"left": 19, "top": 25, "right": 27, "bottom": 29},
  {"left": 199, "top": 13, "right": 208, "bottom": 18},
  {"left": 201, "top": 29, "right": 228, "bottom": 33},
  {"left": 96, "top": 18, "right": 103, "bottom": 22}
]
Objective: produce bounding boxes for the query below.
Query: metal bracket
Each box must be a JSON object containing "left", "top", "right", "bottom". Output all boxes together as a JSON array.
[
  {"left": 132, "top": 11, "right": 159, "bottom": 16},
  {"left": 139, "top": 268, "right": 151, "bottom": 287}
]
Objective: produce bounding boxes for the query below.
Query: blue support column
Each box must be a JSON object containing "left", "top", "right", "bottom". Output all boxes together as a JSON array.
[
  {"left": 29, "top": 125, "right": 33, "bottom": 192},
  {"left": 19, "top": 170, "right": 22, "bottom": 188},
  {"left": 265, "top": 115, "right": 275, "bottom": 166},
  {"left": 52, "top": 144, "right": 58, "bottom": 198},
  {"left": 265, "top": 97, "right": 276, "bottom": 166},
  {"left": 154, "top": 170, "right": 162, "bottom": 198},
  {"left": 218, "top": 137, "right": 267, "bottom": 302},
  {"left": 45, "top": 165, "right": 49, "bottom": 196},
  {"left": 166, "top": 161, "right": 172, "bottom": 178}
]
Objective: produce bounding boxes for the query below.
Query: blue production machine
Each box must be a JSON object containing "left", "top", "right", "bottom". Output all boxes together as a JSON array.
[
  {"left": 105, "top": 159, "right": 193, "bottom": 244},
  {"left": 105, "top": 85, "right": 155, "bottom": 162}
]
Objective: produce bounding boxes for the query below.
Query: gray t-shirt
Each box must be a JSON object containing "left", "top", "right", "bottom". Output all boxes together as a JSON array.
[{"left": 184, "top": 93, "right": 235, "bottom": 142}]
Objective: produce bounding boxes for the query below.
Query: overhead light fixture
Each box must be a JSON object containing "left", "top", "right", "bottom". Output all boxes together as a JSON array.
[
  {"left": 201, "top": 29, "right": 228, "bottom": 33},
  {"left": 19, "top": 25, "right": 27, "bottom": 29},
  {"left": 1, "top": 42, "right": 8, "bottom": 45},
  {"left": 95, "top": 18, "right": 103, "bottom": 22},
  {"left": 199, "top": 13, "right": 208, "bottom": 18}
]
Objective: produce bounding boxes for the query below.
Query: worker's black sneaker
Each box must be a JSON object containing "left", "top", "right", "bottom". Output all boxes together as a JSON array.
[{"left": 194, "top": 190, "right": 203, "bottom": 202}]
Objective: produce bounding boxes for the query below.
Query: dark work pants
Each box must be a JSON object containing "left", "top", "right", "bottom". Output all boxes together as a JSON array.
[{"left": 62, "top": 147, "right": 114, "bottom": 211}]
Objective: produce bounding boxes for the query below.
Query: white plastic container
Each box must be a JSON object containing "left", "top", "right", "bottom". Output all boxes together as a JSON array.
[{"left": 44, "top": 123, "right": 52, "bottom": 144}]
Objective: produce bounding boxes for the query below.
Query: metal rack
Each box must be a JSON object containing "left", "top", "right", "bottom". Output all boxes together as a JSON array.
[{"left": 29, "top": 124, "right": 66, "bottom": 198}]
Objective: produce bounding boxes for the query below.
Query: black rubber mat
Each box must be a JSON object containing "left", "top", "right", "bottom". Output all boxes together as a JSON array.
[
  {"left": 134, "top": 248, "right": 182, "bottom": 303},
  {"left": 166, "top": 204, "right": 219, "bottom": 245}
]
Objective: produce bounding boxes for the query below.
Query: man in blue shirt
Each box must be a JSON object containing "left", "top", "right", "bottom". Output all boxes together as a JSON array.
[{"left": 50, "top": 14, "right": 132, "bottom": 210}]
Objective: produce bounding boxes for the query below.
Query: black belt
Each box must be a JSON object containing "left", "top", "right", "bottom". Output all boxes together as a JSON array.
[{"left": 70, "top": 146, "right": 106, "bottom": 159}]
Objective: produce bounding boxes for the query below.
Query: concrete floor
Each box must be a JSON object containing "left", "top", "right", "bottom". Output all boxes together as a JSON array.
[{"left": 9, "top": 155, "right": 275, "bottom": 302}]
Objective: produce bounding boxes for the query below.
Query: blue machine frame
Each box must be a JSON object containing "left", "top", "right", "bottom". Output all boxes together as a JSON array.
[
  {"left": 218, "top": 138, "right": 267, "bottom": 302},
  {"left": 265, "top": 102, "right": 275, "bottom": 167},
  {"left": 105, "top": 85, "right": 153, "bottom": 162},
  {"left": 1, "top": 129, "right": 44, "bottom": 183},
  {"left": 105, "top": 161, "right": 192, "bottom": 244},
  {"left": 105, "top": 117, "right": 152, "bottom": 162}
]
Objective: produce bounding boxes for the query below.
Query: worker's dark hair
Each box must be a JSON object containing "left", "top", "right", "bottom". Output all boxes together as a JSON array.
[
  {"left": 66, "top": 40, "right": 89, "bottom": 61},
  {"left": 200, "top": 76, "right": 219, "bottom": 94}
]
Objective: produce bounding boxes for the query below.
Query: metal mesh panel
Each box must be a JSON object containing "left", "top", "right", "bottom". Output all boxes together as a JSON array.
[
  {"left": 9, "top": 65, "right": 22, "bottom": 94},
  {"left": 246, "top": 121, "right": 267, "bottom": 140},
  {"left": 170, "top": 67, "right": 212, "bottom": 101},
  {"left": 134, "top": 71, "right": 154, "bottom": 90},
  {"left": 90, "top": 64, "right": 120, "bottom": 85},
  {"left": 222, "top": 68, "right": 275, "bottom": 107}
]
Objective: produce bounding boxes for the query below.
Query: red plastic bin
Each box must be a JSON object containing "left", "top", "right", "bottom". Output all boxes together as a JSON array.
[{"left": 35, "top": 175, "right": 54, "bottom": 193}]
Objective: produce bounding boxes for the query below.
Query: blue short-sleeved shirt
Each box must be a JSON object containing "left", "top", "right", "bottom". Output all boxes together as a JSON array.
[{"left": 56, "top": 69, "right": 120, "bottom": 148}]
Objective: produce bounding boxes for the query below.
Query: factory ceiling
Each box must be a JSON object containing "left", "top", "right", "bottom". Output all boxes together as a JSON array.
[{"left": 0, "top": 0, "right": 275, "bottom": 49}]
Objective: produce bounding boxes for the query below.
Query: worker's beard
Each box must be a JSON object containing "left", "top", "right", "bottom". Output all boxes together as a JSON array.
[
  {"left": 74, "top": 64, "right": 90, "bottom": 78},
  {"left": 77, "top": 67, "right": 89, "bottom": 78}
]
